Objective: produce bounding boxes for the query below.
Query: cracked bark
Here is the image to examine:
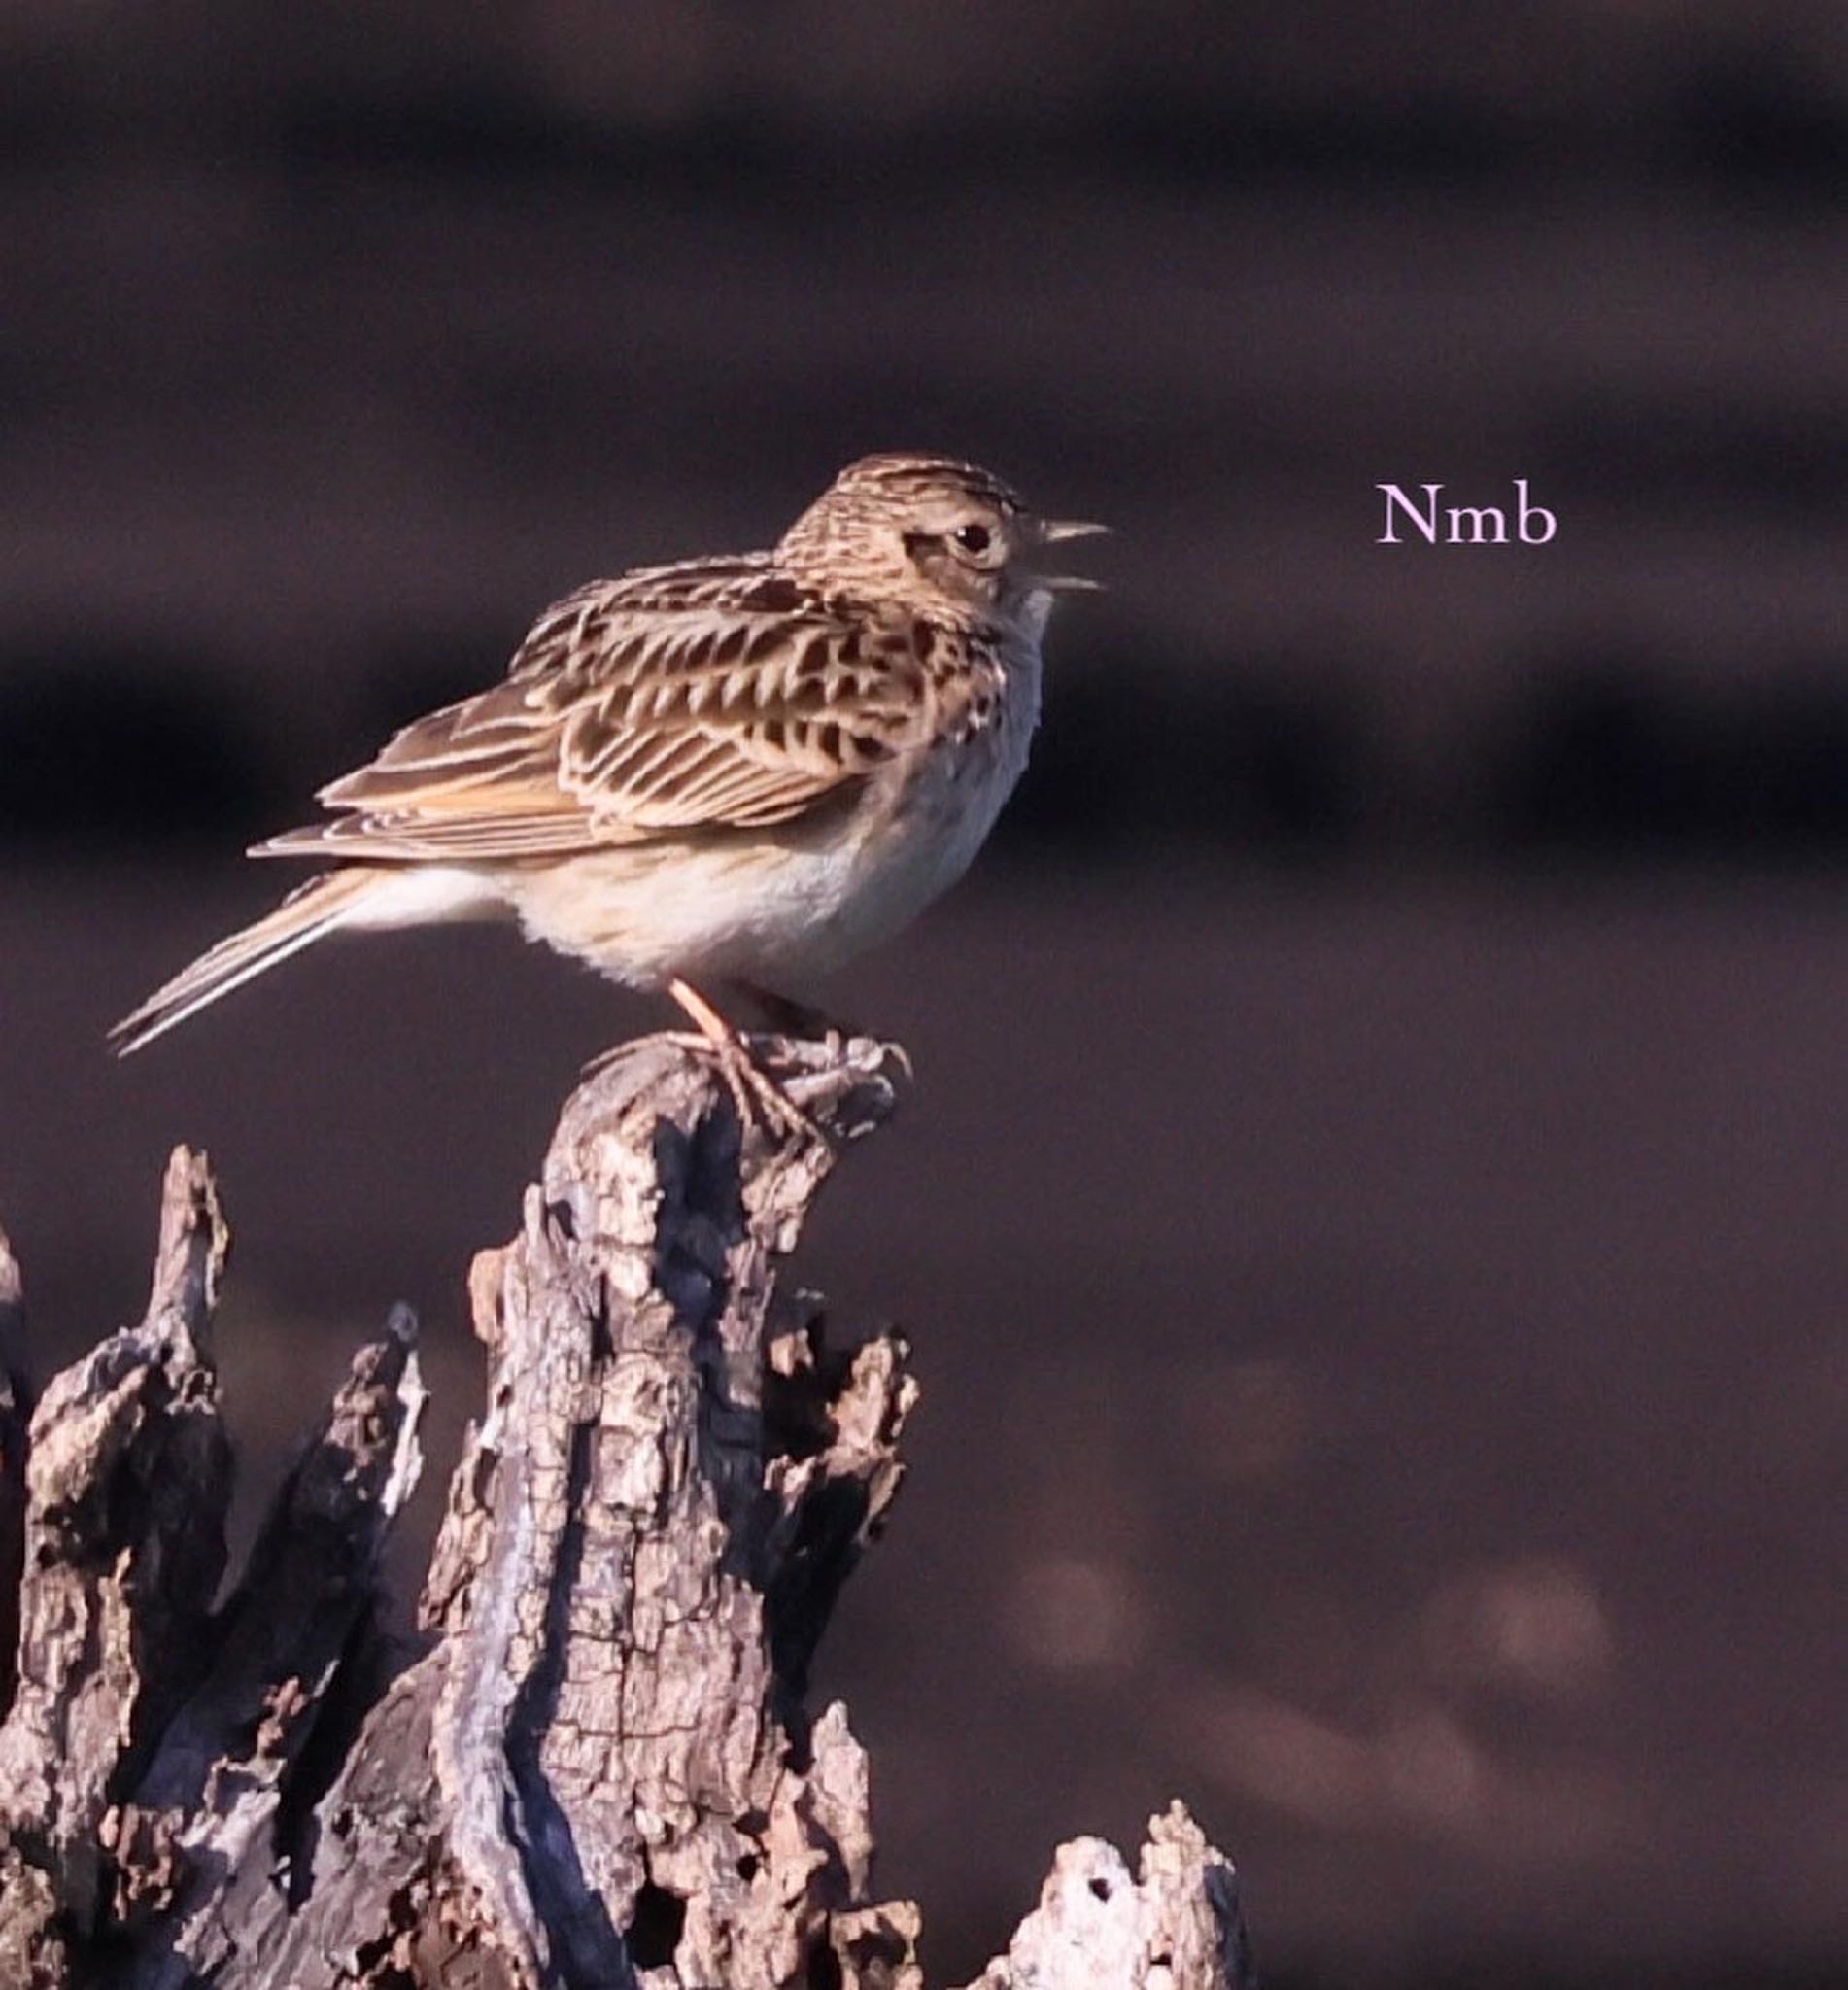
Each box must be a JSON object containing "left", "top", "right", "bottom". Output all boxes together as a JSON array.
[{"left": 0, "top": 1034, "right": 1251, "bottom": 1989}]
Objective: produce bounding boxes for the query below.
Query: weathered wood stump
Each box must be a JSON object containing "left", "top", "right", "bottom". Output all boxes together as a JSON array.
[{"left": 0, "top": 1034, "right": 1251, "bottom": 1988}]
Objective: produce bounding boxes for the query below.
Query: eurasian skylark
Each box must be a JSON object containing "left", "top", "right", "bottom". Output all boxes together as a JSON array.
[{"left": 112, "top": 453, "right": 1102, "bottom": 1119}]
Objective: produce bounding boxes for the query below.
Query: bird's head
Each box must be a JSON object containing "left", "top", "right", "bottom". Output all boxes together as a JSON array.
[{"left": 777, "top": 452, "right": 1106, "bottom": 633}]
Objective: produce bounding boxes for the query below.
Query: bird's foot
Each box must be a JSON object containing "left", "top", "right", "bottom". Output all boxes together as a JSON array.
[
  {"left": 584, "top": 978, "right": 907, "bottom": 1145},
  {"left": 581, "top": 1026, "right": 905, "bottom": 1148},
  {"left": 660, "top": 1030, "right": 824, "bottom": 1146}
]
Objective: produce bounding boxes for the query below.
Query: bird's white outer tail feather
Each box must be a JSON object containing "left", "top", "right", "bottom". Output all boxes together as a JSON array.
[{"left": 110, "top": 869, "right": 388, "bottom": 1055}]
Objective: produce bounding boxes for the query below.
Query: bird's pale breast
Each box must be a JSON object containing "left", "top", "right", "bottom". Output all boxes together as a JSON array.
[{"left": 503, "top": 637, "right": 1042, "bottom": 987}]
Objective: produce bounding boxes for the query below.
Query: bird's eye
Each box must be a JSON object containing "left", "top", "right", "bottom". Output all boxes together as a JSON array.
[{"left": 952, "top": 522, "right": 993, "bottom": 558}]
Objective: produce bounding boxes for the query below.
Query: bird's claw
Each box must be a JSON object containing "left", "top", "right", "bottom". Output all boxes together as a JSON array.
[{"left": 662, "top": 1030, "right": 825, "bottom": 1147}]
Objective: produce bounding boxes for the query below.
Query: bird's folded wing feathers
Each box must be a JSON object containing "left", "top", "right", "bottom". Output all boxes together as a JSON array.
[{"left": 254, "top": 570, "right": 951, "bottom": 864}]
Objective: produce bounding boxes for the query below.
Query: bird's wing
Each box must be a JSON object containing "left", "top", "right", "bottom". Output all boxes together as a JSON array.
[{"left": 255, "top": 561, "right": 965, "bottom": 864}]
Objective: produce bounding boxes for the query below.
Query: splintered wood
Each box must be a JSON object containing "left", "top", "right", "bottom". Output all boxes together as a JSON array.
[{"left": 0, "top": 1034, "right": 1249, "bottom": 1988}]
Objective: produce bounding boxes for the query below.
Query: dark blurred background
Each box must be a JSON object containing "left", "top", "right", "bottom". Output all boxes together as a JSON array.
[{"left": 4, "top": 4, "right": 1847, "bottom": 1982}]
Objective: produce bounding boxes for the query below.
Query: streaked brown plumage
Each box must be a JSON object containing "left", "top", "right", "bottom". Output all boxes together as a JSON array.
[{"left": 111, "top": 453, "right": 1102, "bottom": 1109}]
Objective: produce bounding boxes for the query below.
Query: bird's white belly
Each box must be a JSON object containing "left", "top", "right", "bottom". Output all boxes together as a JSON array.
[{"left": 506, "top": 716, "right": 1031, "bottom": 990}]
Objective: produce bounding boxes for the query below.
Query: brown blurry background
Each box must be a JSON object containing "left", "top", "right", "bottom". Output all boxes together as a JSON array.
[{"left": 4, "top": 5, "right": 1848, "bottom": 1984}]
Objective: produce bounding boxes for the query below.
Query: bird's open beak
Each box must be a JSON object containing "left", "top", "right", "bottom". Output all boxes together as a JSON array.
[
  {"left": 1032, "top": 518, "right": 1110, "bottom": 592},
  {"left": 1042, "top": 518, "right": 1111, "bottom": 545}
]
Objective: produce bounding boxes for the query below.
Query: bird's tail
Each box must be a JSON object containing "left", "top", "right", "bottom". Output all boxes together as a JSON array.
[{"left": 110, "top": 868, "right": 388, "bottom": 1055}]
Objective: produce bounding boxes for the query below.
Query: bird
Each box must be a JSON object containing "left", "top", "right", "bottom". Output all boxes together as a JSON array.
[{"left": 111, "top": 452, "right": 1104, "bottom": 1127}]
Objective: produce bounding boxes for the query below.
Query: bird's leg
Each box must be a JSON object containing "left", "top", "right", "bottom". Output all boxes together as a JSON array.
[{"left": 665, "top": 977, "right": 820, "bottom": 1142}]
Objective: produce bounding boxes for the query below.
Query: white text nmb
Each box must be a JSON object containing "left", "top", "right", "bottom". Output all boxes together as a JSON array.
[{"left": 1376, "top": 481, "right": 1557, "bottom": 545}]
